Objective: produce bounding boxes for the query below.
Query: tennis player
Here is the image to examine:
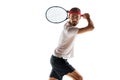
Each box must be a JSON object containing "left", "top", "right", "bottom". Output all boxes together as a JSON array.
[{"left": 49, "top": 7, "right": 94, "bottom": 80}]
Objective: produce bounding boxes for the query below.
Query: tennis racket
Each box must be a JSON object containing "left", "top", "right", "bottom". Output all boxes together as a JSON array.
[{"left": 45, "top": 6, "right": 68, "bottom": 23}]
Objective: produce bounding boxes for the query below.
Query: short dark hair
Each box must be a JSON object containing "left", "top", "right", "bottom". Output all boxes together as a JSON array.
[{"left": 69, "top": 7, "right": 81, "bottom": 12}]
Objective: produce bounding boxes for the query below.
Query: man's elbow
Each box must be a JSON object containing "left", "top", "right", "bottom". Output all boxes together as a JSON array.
[
  {"left": 89, "top": 25, "right": 95, "bottom": 31},
  {"left": 91, "top": 26, "right": 95, "bottom": 30}
]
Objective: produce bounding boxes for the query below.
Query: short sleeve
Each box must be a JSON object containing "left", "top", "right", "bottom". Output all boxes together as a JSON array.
[{"left": 67, "top": 27, "right": 79, "bottom": 36}]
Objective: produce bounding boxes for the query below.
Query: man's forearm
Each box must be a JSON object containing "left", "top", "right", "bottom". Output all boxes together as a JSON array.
[{"left": 86, "top": 17, "right": 94, "bottom": 30}]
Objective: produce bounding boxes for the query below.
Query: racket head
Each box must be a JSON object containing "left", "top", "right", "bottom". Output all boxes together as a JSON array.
[{"left": 45, "top": 6, "right": 68, "bottom": 24}]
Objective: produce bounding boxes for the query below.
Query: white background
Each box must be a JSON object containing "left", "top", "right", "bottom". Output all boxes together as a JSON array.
[{"left": 0, "top": 0, "right": 120, "bottom": 80}]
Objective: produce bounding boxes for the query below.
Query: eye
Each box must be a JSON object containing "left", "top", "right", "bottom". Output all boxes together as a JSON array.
[{"left": 72, "top": 16, "right": 78, "bottom": 19}]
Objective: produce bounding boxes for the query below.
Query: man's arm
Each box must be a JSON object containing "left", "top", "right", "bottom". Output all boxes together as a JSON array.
[{"left": 77, "top": 13, "right": 94, "bottom": 34}]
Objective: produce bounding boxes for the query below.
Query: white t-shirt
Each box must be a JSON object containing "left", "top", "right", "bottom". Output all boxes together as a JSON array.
[{"left": 54, "top": 22, "right": 79, "bottom": 59}]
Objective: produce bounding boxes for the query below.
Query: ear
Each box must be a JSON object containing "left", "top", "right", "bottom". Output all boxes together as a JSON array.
[{"left": 79, "top": 15, "right": 81, "bottom": 19}]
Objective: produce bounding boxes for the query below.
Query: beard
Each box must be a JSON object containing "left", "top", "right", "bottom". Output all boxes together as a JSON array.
[{"left": 72, "top": 21, "right": 77, "bottom": 26}]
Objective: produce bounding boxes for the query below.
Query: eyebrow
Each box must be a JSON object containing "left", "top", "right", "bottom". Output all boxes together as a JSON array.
[{"left": 72, "top": 15, "right": 79, "bottom": 17}]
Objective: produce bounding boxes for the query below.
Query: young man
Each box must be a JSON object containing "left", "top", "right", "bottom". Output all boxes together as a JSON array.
[{"left": 49, "top": 7, "right": 94, "bottom": 80}]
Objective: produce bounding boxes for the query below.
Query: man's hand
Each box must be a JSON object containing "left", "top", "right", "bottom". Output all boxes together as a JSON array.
[{"left": 82, "top": 13, "right": 90, "bottom": 19}]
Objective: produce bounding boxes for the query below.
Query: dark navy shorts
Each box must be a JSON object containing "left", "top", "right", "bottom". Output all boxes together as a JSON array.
[{"left": 49, "top": 55, "right": 75, "bottom": 80}]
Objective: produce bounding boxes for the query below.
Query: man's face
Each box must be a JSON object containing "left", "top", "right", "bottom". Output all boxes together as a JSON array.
[{"left": 69, "top": 14, "right": 81, "bottom": 26}]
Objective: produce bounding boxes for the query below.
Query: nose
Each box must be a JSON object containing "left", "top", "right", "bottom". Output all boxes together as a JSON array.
[{"left": 72, "top": 19, "right": 78, "bottom": 22}]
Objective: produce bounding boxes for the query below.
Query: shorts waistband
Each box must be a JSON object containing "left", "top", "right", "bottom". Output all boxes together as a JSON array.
[{"left": 52, "top": 55, "right": 67, "bottom": 60}]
